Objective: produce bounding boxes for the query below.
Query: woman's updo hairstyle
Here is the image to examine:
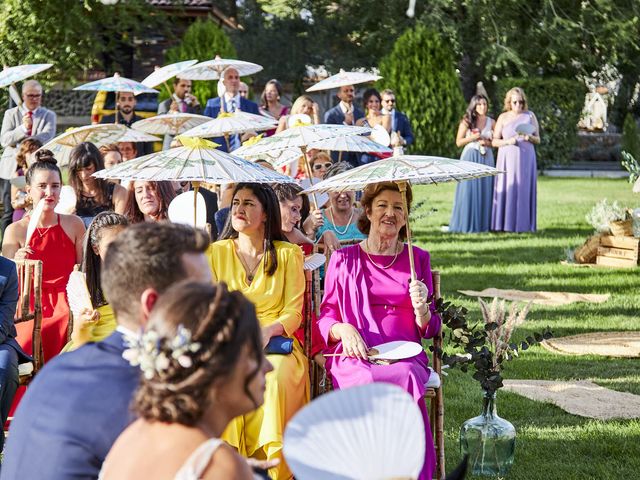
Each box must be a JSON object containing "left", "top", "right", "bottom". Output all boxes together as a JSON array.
[
  {"left": 133, "top": 281, "right": 263, "bottom": 426},
  {"left": 357, "top": 181, "right": 413, "bottom": 241},
  {"left": 25, "top": 149, "right": 61, "bottom": 185}
]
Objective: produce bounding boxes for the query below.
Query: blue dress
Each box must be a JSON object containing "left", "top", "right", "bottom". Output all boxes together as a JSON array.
[{"left": 449, "top": 118, "right": 495, "bottom": 233}]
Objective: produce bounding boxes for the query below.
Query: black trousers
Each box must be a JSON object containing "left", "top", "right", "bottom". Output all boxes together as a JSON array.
[{"left": 0, "top": 179, "right": 14, "bottom": 235}]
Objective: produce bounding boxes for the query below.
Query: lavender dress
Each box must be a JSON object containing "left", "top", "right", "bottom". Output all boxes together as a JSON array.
[
  {"left": 318, "top": 244, "right": 441, "bottom": 480},
  {"left": 491, "top": 111, "right": 537, "bottom": 232}
]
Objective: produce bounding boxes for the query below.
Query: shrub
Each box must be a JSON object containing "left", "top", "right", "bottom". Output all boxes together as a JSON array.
[
  {"left": 164, "top": 19, "right": 237, "bottom": 107},
  {"left": 379, "top": 26, "right": 465, "bottom": 157},
  {"left": 622, "top": 113, "right": 640, "bottom": 162},
  {"left": 494, "top": 78, "right": 586, "bottom": 168}
]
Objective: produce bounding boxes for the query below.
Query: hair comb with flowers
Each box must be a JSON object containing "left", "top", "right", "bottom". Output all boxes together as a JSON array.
[{"left": 122, "top": 324, "right": 201, "bottom": 380}]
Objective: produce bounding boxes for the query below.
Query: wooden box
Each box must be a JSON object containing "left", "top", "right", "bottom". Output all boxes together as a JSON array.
[
  {"left": 596, "top": 236, "right": 639, "bottom": 268},
  {"left": 574, "top": 235, "right": 601, "bottom": 264}
]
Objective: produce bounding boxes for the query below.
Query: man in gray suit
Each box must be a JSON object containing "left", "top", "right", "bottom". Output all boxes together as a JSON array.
[
  {"left": 0, "top": 80, "right": 56, "bottom": 233},
  {"left": 157, "top": 78, "right": 201, "bottom": 150}
]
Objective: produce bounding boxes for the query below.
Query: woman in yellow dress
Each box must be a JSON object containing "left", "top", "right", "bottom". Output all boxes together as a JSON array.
[
  {"left": 63, "top": 212, "right": 129, "bottom": 351},
  {"left": 207, "top": 182, "right": 308, "bottom": 480}
]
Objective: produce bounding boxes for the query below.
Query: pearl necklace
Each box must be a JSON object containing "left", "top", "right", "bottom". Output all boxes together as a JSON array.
[
  {"left": 328, "top": 206, "right": 354, "bottom": 236},
  {"left": 364, "top": 238, "right": 401, "bottom": 269}
]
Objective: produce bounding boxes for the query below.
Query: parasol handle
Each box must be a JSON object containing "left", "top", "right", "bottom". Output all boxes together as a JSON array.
[
  {"left": 224, "top": 133, "right": 231, "bottom": 152},
  {"left": 301, "top": 146, "right": 318, "bottom": 210},
  {"left": 192, "top": 181, "right": 200, "bottom": 229},
  {"left": 163, "top": 81, "right": 173, "bottom": 99},
  {"left": 397, "top": 181, "right": 416, "bottom": 282}
]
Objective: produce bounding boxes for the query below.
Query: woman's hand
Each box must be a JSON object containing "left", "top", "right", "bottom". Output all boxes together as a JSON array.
[
  {"left": 14, "top": 246, "right": 33, "bottom": 261},
  {"left": 409, "top": 279, "right": 430, "bottom": 318},
  {"left": 303, "top": 209, "right": 324, "bottom": 236},
  {"left": 261, "top": 323, "right": 283, "bottom": 349},
  {"left": 331, "top": 323, "right": 369, "bottom": 360},
  {"left": 77, "top": 308, "right": 100, "bottom": 326}
]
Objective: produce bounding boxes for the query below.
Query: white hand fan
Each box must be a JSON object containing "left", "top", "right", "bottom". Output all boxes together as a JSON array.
[
  {"left": 303, "top": 253, "right": 326, "bottom": 271},
  {"left": 515, "top": 123, "right": 536, "bottom": 136},
  {"left": 54, "top": 185, "right": 77, "bottom": 215},
  {"left": 168, "top": 190, "right": 206, "bottom": 229},
  {"left": 288, "top": 113, "right": 311, "bottom": 128},
  {"left": 284, "top": 383, "right": 425, "bottom": 480},
  {"left": 66, "top": 267, "right": 93, "bottom": 319},
  {"left": 368, "top": 340, "right": 423, "bottom": 360},
  {"left": 25, "top": 198, "right": 45, "bottom": 246},
  {"left": 371, "top": 124, "right": 391, "bottom": 146}
]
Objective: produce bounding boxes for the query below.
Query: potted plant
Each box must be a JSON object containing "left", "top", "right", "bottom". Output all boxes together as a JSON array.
[
  {"left": 431, "top": 297, "right": 552, "bottom": 476},
  {"left": 586, "top": 199, "right": 632, "bottom": 237}
]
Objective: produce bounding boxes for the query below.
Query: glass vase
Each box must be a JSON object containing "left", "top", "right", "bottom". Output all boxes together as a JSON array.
[{"left": 459, "top": 389, "right": 516, "bottom": 476}]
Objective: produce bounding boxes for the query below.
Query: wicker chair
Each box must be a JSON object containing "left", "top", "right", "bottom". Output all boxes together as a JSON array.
[
  {"left": 303, "top": 244, "right": 446, "bottom": 479},
  {"left": 14, "top": 259, "right": 44, "bottom": 386}
]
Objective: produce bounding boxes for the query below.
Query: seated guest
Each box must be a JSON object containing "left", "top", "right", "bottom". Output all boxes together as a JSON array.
[
  {"left": 302, "top": 162, "right": 366, "bottom": 252},
  {"left": 317, "top": 181, "right": 441, "bottom": 480},
  {"left": 298, "top": 150, "right": 331, "bottom": 208},
  {"left": 10, "top": 137, "right": 42, "bottom": 222},
  {"left": 2, "top": 150, "right": 85, "bottom": 362},
  {"left": 0, "top": 255, "right": 31, "bottom": 456},
  {"left": 1, "top": 223, "right": 211, "bottom": 480},
  {"left": 117, "top": 141, "right": 137, "bottom": 161},
  {"left": 100, "top": 281, "right": 272, "bottom": 479},
  {"left": 276, "top": 95, "right": 320, "bottom": 178},
  {"left": 63, "top": 212, "right": 129, "bottom": 351},
  {"left": 68, "top": 142, "right": 127, "bottom": 226},
  {"left": 207, "top": 183, "right": 308, "bottom": 479},
  {"left": 124, "top": 180, "right": 176, "bottom": 223}
]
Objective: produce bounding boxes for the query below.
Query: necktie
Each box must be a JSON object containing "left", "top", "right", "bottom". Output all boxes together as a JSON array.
[
  {"left": 26, "top": 111, "right": 33, "bottom": 136},
  {"left": 180, "top": 100, "right": 187, "bottom": 113},
  {"left": 230, "top": 99, "right": 237, "bottom": 112}
]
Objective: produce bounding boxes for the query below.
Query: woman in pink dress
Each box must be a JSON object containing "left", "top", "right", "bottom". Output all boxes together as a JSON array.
[{"left": 318, "top": 181, "right": 441, "bottom": 480}]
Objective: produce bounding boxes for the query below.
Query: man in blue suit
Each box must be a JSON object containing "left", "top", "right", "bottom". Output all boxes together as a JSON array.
[
  {"left": 0, "top": 256, "right": 31, "bottom": 457},
  {"left": 203, "top": 67, "right": 260, "bottom": 152},
  {"left": 1, "top": 223, "right": 211, "bottom": 479},
  {"left": 381, "top": 89, "right": 414, "bottom": 148},
  {"left": 323, "top": 84, "right": 365, "bottom": 167}
]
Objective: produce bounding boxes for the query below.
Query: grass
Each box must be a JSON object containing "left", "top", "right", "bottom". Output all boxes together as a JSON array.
[{"left": 410, "top": 177, "right": 640, "bottom": 479}]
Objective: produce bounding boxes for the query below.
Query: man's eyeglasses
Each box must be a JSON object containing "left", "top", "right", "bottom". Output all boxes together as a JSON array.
[
  {"left": 25, "top": 94, "right": 42, "bottom": 99},
  {"left": 383, "top": 98, "right": 396, "bottom": 103},
  {"left": 313, "top": 162, "right": 332, "bottom": 171}
]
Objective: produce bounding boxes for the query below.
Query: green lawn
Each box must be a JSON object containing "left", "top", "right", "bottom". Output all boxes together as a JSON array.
[{"left": 411, "top": 177, "right": 640, "bottom": 479}]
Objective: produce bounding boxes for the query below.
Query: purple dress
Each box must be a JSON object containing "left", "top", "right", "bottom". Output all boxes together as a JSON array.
[
  {"left": 318, "top": 244, "right": 441, "bottom": 480},
  {"left": 491, "top": 111, "right": 537, "bottom": 232}
]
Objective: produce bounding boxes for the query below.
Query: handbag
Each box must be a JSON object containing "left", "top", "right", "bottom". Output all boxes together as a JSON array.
[{"left": 265, "top": 335, "right": 293, "bottom": 355}]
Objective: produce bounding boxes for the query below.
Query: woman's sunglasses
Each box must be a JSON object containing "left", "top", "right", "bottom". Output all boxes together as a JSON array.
[
  {"left": 313, "top": 162, "right": 332, "bottom": 171},
  {"left": 511, "top": 100, "right": 524, "bottom": 105}
]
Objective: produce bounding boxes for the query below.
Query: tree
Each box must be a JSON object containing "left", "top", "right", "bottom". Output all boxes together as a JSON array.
[
  {"left": 165, "top": 19, "right": 237, "bottom": 107},
  {"left": 622, "top": 113, "right": 640, "bottom": 161},
  {"left": 379, "top": 26, "right": 465, "bottom": 157}
]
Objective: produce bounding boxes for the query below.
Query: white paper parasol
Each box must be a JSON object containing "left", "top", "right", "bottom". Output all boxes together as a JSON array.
[
  {"left": 141, "top": 60, "right": 198, "bottom": 89},
  {"left": 306, "top": 69, "right": 382, "bottom": 92},
  {"left": 73, "top": 72, "right": 158, "bottom": 95},
  {"left": 178, "top": 55, "right": 263, "bottom": 80},
  {"left": 0, "top": 63, "right": 53, "bottom": 89},
  {"left": 131, "top": 113, "right": 212, "bottom": 136}
]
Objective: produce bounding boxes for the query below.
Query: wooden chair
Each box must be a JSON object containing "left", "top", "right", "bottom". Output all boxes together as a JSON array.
[{"left": 14, "top": 259, "right": 44, "bottom": 386}]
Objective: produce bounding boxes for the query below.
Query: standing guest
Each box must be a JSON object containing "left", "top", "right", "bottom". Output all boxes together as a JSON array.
[
  {"left": 318, "top": 181, "right": 441, "bottom": 480},
  {"left": 157, "top": 77, "right": 201, "bottom": 150},
  {"left": 303, "top": 162, "right": 366, "bottom": 252},
  {"left": 356, "top": 88, "right": 392, "bottom": 165},
  {"left": 11, "top": 137, "right": 42, "bottom": 222},
  {"left": 239, "top": 81, "right": 250, "bottom": 98},
  {"left": 101, "top": 91, "right": 153, "bottom": 156},
  {"left": 491, "top": 87, "right": 540, "bottom": 232},
  {"left": 0, "top": 80, "right": 57, "bottom": 233},
  {"left": 324, "top": 84, "right": 365, "bottom": 168},
  {"left": 207, "top": 183, "right": 308, "bottom": 479},
  {"left": 124, "top": 180, "right": 176, "bottom": 224},
  {"left": 260, "top": 79, "right": 289, "bottom": 137},
  {"left": 99, "top": 281, "right": 272, "bottom": 479},
  {"left": 381, "top": 88, "right": 414, "bottom": 148},
  {"left": 2, "top": 150, "right": 85, "bottom": 363},
  {"left": 68, "top": 142, "right": 128, "bottom": 226},
  {"left": 203, "top": 68, "right": 260, "bottom": 152},
  {"left": 0, "top": 255, "right": 31, "bottom": 457},
  {"left": 62, "top": 212, "right": 129, "bottom": 352},
  {"left": 276, "top": 95, "right": 320, "bottom": 178},
  {"left": 99, "top": 143, "right": 123, "bottom": 175},
  {"left": 449, "top": 95, "right": 495, "bottom": 233},
  {"left": 1, "top": 223, "right": 211, "bottom": 480},
  {"left": 117, "top": 141, "right": 137, "bottom": 161}
]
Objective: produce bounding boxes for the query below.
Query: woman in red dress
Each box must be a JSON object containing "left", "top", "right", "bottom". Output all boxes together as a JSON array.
[{"left": 2, "top": 149, "right": 85, "bottom": 361}]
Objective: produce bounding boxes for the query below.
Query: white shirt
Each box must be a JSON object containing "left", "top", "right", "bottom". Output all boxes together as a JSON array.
[
  {"left": 19, "top": 106, "right": 39, "bottom": 134},
  {"left": 223, "top": 92, "right": 241, "bottom": 112}
]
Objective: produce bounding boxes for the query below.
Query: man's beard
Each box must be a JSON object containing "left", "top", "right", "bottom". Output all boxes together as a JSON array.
[{"left": 120, "top": 106, "right": 133, "bottom": 114}]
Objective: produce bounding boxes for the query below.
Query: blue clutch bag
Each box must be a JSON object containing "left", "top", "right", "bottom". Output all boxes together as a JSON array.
[{"left": 265, "top": 335, "right": 293, "bottom": 355}]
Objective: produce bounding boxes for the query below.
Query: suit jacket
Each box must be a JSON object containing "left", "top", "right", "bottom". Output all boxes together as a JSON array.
[
  {"left": 203, "top": 96, "right": 259, "bottom": 152},
  {"left": 1, "top": 331, "right": 140, "bottom": 480},
  {"left": 323, "top": 104, "right": 365, "bottom": 167},
  {"left": 0, "top": 257, "right": 30, "bottom": 363},
  {"left": 100, "top": 112, "right": 153, "bottom": 156},
  {"left": 391, "top": 110, "right": 414, "bottom": 147},
  {"left": 157, "top": 97, "right": 202, "bottom": 150},
  {"left": 0, "top": 106, "right": 57, "bottom": 179}
]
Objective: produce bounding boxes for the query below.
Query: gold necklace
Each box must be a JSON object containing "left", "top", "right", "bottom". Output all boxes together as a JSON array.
[
  {"left": 364, "top": 238, "right": 401, "bottom": 269},
  {"left": 328, "top": 206, "right": 354, "bottom": 236},
  {"left": 235, "top": 242, "right": 265, "bottom": 283}
]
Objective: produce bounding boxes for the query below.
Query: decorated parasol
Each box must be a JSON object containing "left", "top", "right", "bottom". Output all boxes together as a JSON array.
[
  {"left": 306, "top": 69, "right": 382, "bottom": 93},
  {"left": 131, "top": 113, "right": 212, "bottom": 136},
  {"left": 141, "top": 59, "right": 198, "bottom": 96},
  {"left": 178, "top": 55, "right": 263, "bottom": 80}
]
